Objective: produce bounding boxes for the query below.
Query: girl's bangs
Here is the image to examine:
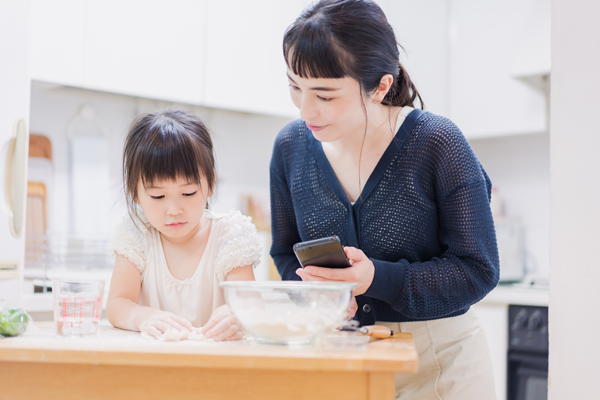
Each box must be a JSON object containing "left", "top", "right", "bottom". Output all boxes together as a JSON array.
[
  {"left": 284, "top": 21, "right": 350, "bottom": 79},
  {"left": 138, "top": 129, "right": 203, "bottom": 188}
]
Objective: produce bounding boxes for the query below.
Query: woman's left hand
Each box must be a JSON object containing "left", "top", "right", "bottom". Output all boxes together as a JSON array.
[
  {"left": 201, "top": 304, "right": 244, "bottom": 341},
  {"left": 296, "top": 246, "right": 375, "bottom": 296}
]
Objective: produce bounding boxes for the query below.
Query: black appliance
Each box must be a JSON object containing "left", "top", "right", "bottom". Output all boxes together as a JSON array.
[{"left": 507, "top": 305, "right": 548, "bottom": 400}]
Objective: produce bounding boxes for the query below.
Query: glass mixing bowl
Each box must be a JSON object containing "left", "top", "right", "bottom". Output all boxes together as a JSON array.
[{"left": 220, "top": 281, "right": 356, "bottom": 345}]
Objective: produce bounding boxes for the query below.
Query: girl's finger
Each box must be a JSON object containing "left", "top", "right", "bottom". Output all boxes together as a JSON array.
[
  {"left": 172, "top": 315, "right": 193, "bottom": 331},
  {"left": 204, "top": 317, "right": 235, "bottom": 339},
  {"left": 226, "top": 330, "right": 244, "bottom": 341},
  {"left": 152, "top": 321, "right": 173, "bottom": 334},
  {"left": 200, "top": 314, "right": 220, "bottom": 334},
  {"left": 161, "top": 317, "right": 188, "bottom": 332},
  {"left": 213, "top": 323, "right": 240, "bottom": 341},
  {"left": 144, "top": 326, "right": 162, "bottom": 338}
]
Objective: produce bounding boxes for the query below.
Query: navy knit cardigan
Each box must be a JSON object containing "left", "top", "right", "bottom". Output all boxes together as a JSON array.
[{"left": 269, "top": 109, "right": 500, "bottom": 325}]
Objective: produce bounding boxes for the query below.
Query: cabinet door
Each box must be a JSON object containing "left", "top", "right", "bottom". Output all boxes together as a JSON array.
[
  {"left": 379, "top": 0, "right": 449, "bottom": 117},
  {"left": 204, "top": 0, "right": 309, "bottom": 118},
  {"left": 0, "top": 0, "right": 31, "bottom": 302},
  {"left": 29, "top": 0, "right": 85, "bottom": 87},
  {"left": 83, "top": 0, "right": 205, "bottom": 104},
  {"left": 448, "top": 0, "right": 548, "bottom": 138},
  {"left": 472, "top": 302, "right": 508, "bottom": 400}
]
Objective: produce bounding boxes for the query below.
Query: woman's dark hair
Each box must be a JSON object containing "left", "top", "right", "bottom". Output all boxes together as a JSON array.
[
  {"left": 122, "top": 109, "right": 216, "bottom": 222},
  {"left": 283, "top": 0, "right": 423, "bottom": 109}
]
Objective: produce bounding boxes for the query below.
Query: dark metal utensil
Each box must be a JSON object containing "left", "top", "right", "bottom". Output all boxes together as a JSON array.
[{"left": 340, "top": 324, "right": 395, "bottom": 339}]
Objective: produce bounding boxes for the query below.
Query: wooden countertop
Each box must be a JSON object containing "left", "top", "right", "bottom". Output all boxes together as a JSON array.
[{"left": 0, "top": 322, "right": 418, "bottom": 373}]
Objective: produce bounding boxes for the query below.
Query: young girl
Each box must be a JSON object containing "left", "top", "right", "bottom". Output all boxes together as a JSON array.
[
  {"left": 107, "top": 109, "right": 260, "bottom": 341},
  {"left": 271, "top": 0, "right": 498, "bottom": 398}
]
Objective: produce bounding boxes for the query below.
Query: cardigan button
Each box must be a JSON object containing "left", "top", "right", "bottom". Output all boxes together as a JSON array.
[{"left": 362, "top": 304, "right": 372, "bottom": 313}]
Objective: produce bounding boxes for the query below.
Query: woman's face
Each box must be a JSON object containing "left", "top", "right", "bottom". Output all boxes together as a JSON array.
[{"left": 287, "top": 69, "right": 373, "bottom": 142}]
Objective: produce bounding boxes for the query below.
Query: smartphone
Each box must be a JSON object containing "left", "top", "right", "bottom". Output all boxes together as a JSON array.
[{"left": 293, "top": 235, "right": 351, "bottom": 269}]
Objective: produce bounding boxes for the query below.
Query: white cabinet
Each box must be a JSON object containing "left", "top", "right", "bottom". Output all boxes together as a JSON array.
[
  {"left": 472, "top": 302, "right": 509, "bottom": 400},
  {"left": 29, "top": 0, "right": 550, "bottom": 127},
  {"left": 30, "top": 0, "right": 301, "bottom": 115},
  {"left": 379, "top": 0, "right": 449, "bottom": 117},
  {"left": 30, "top": 0, "right": 206, "bottom": 105},
  {"left": 366, "top": 0, "right": 550, "bottom": 139},
  {"left": 474, "top": 286, "right": 549, "bottom": 400},
  {"left": 29, "top": 0, "right": 86, "bottom": 87},
  {"left": 0, "top": 0, "right": 31, "bottom": 303},
  {"left": 84, "top": 0, "right": 205, "bottom": 104},
  {"left": 448, "top": 0, "right": 549, "bottom": 138},
  {"left": 203, "top": 0, "right": 308, "bottom": 118}
]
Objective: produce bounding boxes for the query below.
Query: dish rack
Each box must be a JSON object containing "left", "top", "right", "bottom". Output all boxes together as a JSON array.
[{"left": 25, "top": 232, "right": 113, "bottom": 291}]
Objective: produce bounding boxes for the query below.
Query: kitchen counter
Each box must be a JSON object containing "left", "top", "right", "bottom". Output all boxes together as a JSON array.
[
  {"left": 0, "top": 323, "right": 417, "bottom": 400},
  {"left": 479, "top": 283, "right": 549, "bottom": 307}
]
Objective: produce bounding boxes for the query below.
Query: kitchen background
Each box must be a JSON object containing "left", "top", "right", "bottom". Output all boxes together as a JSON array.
[{"left": 1, "top": 1, "right": 553, "bottom": 399}]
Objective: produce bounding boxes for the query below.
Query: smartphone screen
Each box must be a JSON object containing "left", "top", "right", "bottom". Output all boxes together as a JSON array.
[{"left": 293, "top": 236, "right": 351, "bottom": 269}]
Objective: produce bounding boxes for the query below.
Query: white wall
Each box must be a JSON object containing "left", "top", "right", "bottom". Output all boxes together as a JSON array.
[
  {"left": 0, "top": 0, "right": 31, "bottom": 304},
  {"left": 470, "top": 133, "right": 550, "bottom": 277},
  {"left": 549, "top": 0, "right": 600, "bottom": 398},
  {"left": 28, "top": 82, "right": 294, "bottom": 235}
]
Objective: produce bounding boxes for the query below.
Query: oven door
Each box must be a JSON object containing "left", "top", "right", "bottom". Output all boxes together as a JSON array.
[{"left": 508, "top": 352, "right": 548, "bottom": 400}]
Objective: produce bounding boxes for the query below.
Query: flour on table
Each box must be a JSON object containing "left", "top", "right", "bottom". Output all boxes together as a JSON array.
[{"left": 140, "top": 327, "right": 215, "bottom": 342}]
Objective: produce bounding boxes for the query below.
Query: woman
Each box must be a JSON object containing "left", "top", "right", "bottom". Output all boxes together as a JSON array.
[{"left": 269, "top": 1, "right": 499, "bottom": 399}]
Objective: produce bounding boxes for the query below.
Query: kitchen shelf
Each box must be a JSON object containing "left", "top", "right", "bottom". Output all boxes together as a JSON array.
[{"left": 0, "top": 270, "right": 19, "bottom": 281}]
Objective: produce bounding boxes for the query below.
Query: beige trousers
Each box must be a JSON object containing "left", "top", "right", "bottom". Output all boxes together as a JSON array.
[{"left": 378, "top": 309, "right": 496, "bottom": 400}]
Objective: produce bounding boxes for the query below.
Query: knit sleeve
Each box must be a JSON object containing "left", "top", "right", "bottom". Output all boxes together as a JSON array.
[
  {"left": 364, "top": 118, "right": 499, "bottom": 319},
  {"left": 213, "top": 210, "right": 262, "bottom": 281},
  {"left": 269, "top": 125, "right": 303, "bottom": 281},
  {"left": 108, "top": 214, "right": 149, "bottom": 274}
]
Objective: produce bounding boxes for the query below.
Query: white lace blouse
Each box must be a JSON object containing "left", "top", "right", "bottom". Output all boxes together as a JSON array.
[{"left": 108, "top": 209, "right": 262, "bottom": 327}]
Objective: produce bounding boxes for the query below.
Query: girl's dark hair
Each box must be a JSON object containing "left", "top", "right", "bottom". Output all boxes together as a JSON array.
[
  {"left": 122, "top": 109, "right": 215, "bottom": 222},
  {"left": 283, "top": 0, "right": 423, "bottom": 109}
]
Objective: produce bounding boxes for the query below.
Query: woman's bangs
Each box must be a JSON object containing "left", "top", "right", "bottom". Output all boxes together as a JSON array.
[{"left": 284, "top": 21, "right": 349, "bottom": 79}]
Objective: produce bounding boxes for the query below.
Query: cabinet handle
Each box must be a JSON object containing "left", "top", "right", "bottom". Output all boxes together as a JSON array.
[{"left": 4, "top": 117, "right": 28, "bottom": 238}]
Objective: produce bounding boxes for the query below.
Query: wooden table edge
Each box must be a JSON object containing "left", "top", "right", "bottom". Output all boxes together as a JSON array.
[{"left": 0, "top": 347, "right": 418, "bottom": 373}]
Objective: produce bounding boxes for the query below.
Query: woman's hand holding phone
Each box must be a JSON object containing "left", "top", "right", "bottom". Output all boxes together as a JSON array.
[{"left": 296, "top": 246, "right": 375, "bottom": 296}]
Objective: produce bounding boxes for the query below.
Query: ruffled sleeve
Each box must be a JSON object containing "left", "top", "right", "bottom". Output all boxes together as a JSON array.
[
  {"left": 108, "top": 212, "right": 150, "bottom": 275},
  {"left": 214, "top": 210, "right": 262, "bottom": 281}
]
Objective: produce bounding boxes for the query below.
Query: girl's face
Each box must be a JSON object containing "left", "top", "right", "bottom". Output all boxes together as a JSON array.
[
  {"left": 135, "top": 175, "right": 212, "bottom": 241},
  {"left": 287, "top": 69, "right": 374, "bottom": 142}
]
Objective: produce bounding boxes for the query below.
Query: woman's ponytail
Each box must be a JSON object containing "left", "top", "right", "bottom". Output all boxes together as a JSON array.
[{"left": 382, "top": 61, "right": 424, "bottom": 109}]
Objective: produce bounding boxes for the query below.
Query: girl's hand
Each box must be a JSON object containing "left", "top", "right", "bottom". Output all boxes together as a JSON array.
[
  {"left": 295, "top": 246, "right": 375, "bottom": 296},
  {"left": 139, "top": 311, "right": 193, "bottom": 338},
  {"left": 346, "top": 297, "right": 358, "bottom": 320},
  {"left": 201, "top": 304, "right": 244, "bottom": 341}
]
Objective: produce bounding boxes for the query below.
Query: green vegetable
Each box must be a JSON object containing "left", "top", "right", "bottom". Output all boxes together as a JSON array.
[{"left": 0, "top": 307, "right": 29, "bottom": 337}]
